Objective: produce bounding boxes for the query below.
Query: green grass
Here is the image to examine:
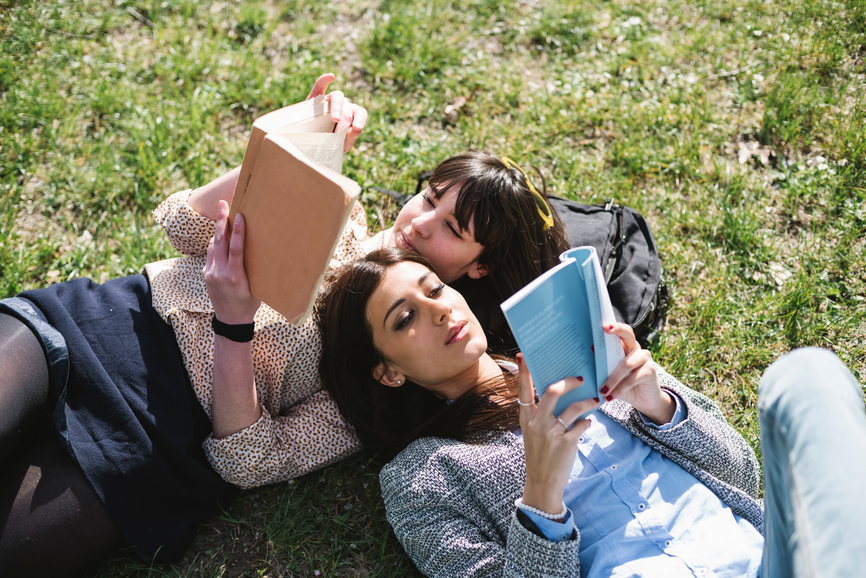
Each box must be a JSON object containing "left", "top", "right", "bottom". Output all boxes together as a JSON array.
[{"left": 2, "top": 0, "right": 864, "bottom": 575}]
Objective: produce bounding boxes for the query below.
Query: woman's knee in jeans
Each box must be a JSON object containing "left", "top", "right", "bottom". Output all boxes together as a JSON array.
[{"left": 759, "top": 347, "right": 861, "bottom": 417}]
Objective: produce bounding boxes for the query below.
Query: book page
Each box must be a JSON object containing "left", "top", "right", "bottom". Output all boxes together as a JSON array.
[
  {"left": 277, "top": 114, "right": 336, "bottom": 134},
  {"left": 282, "top": 127, "right": 348, "bottom": 174},
  {"left": 501, "top": 262, "right": 600, "bottom": 418}
]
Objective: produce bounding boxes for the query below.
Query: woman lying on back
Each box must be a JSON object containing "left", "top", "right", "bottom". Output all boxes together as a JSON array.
[
  {"left": 317, "top": 247, "right": 866, "bottom": 578},
  {"left": 0, "top": 75, "right": 569, "bottom": 575}
]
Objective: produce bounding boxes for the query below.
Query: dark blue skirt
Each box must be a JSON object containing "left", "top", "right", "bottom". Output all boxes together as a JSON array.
[{"left": 1, "top": 274, "right": 238, "bottom": 562}]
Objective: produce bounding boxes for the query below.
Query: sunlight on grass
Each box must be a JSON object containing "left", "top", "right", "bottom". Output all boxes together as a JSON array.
[{"left": 2, "top": 0, "right": 864, "bottom": 575}]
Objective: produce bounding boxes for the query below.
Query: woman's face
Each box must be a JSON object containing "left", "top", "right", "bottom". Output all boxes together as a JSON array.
[
  {"left": 390, "top": 184, "right": 487, "bottom": 284},
  {"left": 366, "top": 261, "right": 489, "bottom": 395}
]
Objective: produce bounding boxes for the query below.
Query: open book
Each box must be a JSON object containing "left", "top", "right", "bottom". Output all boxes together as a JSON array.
[
  {"left": 227, "top": 96, "right": 361, "bottom": 325},
  {"left": 501, "top": 247, "right": 625, "bottom": 418}
]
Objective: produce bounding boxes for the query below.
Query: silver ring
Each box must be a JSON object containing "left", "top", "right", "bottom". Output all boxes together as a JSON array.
[
  {"left": 557, "top": 417, "right": 569, "bottom": 433},
  {"left": 517, "top": 400, "right": 532, "bottom": 407}
]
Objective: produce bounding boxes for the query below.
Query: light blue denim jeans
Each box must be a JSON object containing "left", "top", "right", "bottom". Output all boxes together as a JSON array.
[{"left": 759, "top": 347, "right": 866, "bottom": 578}]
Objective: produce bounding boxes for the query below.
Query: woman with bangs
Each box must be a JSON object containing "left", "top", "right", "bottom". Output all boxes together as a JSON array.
[
  {"left": 316, "top": 247, "right": 866, "bottom": 578},
  {"left": 0, "top": 73, "right": 571, "bottom": 576}
]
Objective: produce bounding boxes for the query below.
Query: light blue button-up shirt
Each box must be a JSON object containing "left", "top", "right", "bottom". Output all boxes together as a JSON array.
[{"left": 521, "top": 395, "right": 764, "bottom": 577}]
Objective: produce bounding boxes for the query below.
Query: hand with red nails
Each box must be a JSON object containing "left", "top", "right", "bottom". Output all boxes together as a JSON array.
[
  {"left": 516, "top": 353, "right": 600, "bottom": 520},
  {"left": 599, "top": 322, "right": 675, "bottom": 426},
  {"left": 307, "top": 73, "right": 368, "bottom": 154}
]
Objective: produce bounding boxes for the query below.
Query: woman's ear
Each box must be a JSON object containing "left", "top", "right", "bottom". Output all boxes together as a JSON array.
[
  {"left": 467, "top": 261, "right": 490, "bottom": 280},
  {"left": 372, "top": 362, "right": 406, "bottom": 388}
]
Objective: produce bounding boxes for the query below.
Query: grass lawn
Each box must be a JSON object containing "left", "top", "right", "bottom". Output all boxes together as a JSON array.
[{"left": 2, "top": 0, "right": 864, "bottom": 576}]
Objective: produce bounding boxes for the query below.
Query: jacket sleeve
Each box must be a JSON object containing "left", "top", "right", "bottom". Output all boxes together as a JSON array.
[
  {"left": 607, "top": 365, "right": 762, "bottom": 500},
  {"left": 152, "top": 189, "right": 215, "bottom": 256},
  {"left": 201, "top": 390, "right": 360, "bottom": 489},
  {"left": 380, "top": 438, "right": 581, "bottom": 578}
]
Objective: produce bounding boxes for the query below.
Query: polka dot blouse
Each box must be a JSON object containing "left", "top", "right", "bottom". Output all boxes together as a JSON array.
[{"left": 144, "top": 190, "right": 371, "bottom": 489}]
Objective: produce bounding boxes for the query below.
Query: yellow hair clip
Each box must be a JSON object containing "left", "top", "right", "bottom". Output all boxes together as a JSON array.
[{"left": 501, "top": 157, "right": 554, "bottom": 231}]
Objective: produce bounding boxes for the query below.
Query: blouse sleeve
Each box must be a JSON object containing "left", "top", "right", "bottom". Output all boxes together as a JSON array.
[
  {"left": 201, "top": 390, "right": 361, "bottom": 489},
  {"left": 152, "top": 189, "right": 216, "bottom": 256}
]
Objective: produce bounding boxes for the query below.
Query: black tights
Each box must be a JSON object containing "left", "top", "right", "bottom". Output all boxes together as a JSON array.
[{"left": 0, "top": 313, "right": 125, "bottom": 577}]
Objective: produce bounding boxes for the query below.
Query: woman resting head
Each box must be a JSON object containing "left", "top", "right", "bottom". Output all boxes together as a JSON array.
[
  {"left": 381, "top": 150, "right": 570, "bottom": 350},
  {"left": 390, "top": 150, "right": 568, "bottom": 287},
  {"left": 318, "top": 246, "right": 669, "bottom": 455}
]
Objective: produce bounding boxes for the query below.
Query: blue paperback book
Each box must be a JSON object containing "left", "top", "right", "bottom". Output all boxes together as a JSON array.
[{"left": 500, "top": 247, "right": 625, "bottom": 418}]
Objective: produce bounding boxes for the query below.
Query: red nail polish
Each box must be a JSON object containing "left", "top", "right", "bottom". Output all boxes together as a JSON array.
[
  {"left": 593, "top": 397, "right": 600, "bottom": 403},
  {"left": 605, "top": 395, "right": 613, "bottom": 402},
  {"left": 577, "top": 376, "right": 584, "bottom": 382},
  {"left": 600, "top": 386, "right": 609, "bottom": 395}
]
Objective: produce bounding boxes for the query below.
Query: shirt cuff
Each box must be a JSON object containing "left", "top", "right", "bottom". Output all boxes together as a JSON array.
[
  {"left": 639, "top": 390, "right": 685, "bottom": 430},
  {"left": 520, "top": 508, "right": 577, "bottom": 542}
]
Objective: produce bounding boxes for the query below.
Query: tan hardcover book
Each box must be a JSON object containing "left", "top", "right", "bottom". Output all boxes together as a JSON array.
[{"left": 227, "top": 98, "right": 361, "bottom": 325}]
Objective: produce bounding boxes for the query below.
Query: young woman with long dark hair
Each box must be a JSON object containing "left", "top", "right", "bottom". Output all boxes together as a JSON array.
[
  {"left": 317, "top": 247, "right": 866, "bottom": 578},
  {"left": 0, "top": 75, "right": 569, "bottom": 575}
]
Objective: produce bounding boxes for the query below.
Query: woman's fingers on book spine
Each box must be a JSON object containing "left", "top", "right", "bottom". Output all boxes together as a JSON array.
[
  {"left": 346, "top": 103, "right": 368, "bottom": 150},
  {"left": 605, "top": 321, "right": 639, "bottom": 355},
  {"left": 330, "top": 92, "right": 368, "bottom": 152},
  {"left": 600, "top": 323, "right": 663, "bottom": 415},
  {"left": 516, "top": 354, "right": 537, "bottom": 415}
]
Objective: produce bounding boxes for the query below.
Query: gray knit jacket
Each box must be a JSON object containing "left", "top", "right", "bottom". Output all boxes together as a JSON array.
[{"left": 379, "top": 367, "right": 763, "bottom": 578}]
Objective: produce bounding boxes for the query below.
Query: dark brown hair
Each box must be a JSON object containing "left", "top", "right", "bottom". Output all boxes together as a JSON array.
[
  {"left": 315, "top": 248, "right": 520, "bottom": 461},
  {"left": 427, "top": 150, "right": 570, "bottom": 352}
]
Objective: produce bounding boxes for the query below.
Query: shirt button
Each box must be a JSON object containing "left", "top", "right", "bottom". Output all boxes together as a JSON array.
[
  {"left": 665, "top": 540, "right": 672, "bottom": 547},
  {"left": 637, "top": 503, "right": 646, "bottom": 511},
  {"left": 579, "top": 436, "right": 585, "bottom": 443},
  {"left": 611, "top": 464, "right": 618, "bottom": 470}
]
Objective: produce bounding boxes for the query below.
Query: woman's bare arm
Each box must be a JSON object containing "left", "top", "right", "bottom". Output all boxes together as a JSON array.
[{"left": 188, "top": 166, "right": 242, "bottom": 221}]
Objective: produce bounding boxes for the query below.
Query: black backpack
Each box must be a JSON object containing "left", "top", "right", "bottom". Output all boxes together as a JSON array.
[
  {"left": 370, "top": 178, "right": 669, "bottom": 349},
  {"left": 547, "top": 197, "right": 669, "bottom": 348}
]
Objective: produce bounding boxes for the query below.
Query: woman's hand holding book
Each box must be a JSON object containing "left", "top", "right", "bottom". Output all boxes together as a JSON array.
[
  {"left": 306, "top": 73, "right": 368, "bottom": 153},
  {"left": 599, "top": 322, "right": 675, "bottom": 426},
  {"left": 517, "top": 353, "right": 599, "bottom": 521},
  {"left": 204, "top": 200, "right": 261, "bottom": 325}
]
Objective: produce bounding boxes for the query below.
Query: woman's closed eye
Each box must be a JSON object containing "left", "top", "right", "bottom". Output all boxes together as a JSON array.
[
  {"left": 423, "top": 193, "right": 462, "bottom": 239},
  {"left": 445, "top": 221, "right": 462, "bottom": 238}
]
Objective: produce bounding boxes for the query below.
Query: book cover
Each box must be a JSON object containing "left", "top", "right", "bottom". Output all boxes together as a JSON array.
[
  {"left": 500, "top": 247, "right": 625, "bottom": 418},
  {"left": 227, "top": 97, "right": 361, "bottom": 325}
]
